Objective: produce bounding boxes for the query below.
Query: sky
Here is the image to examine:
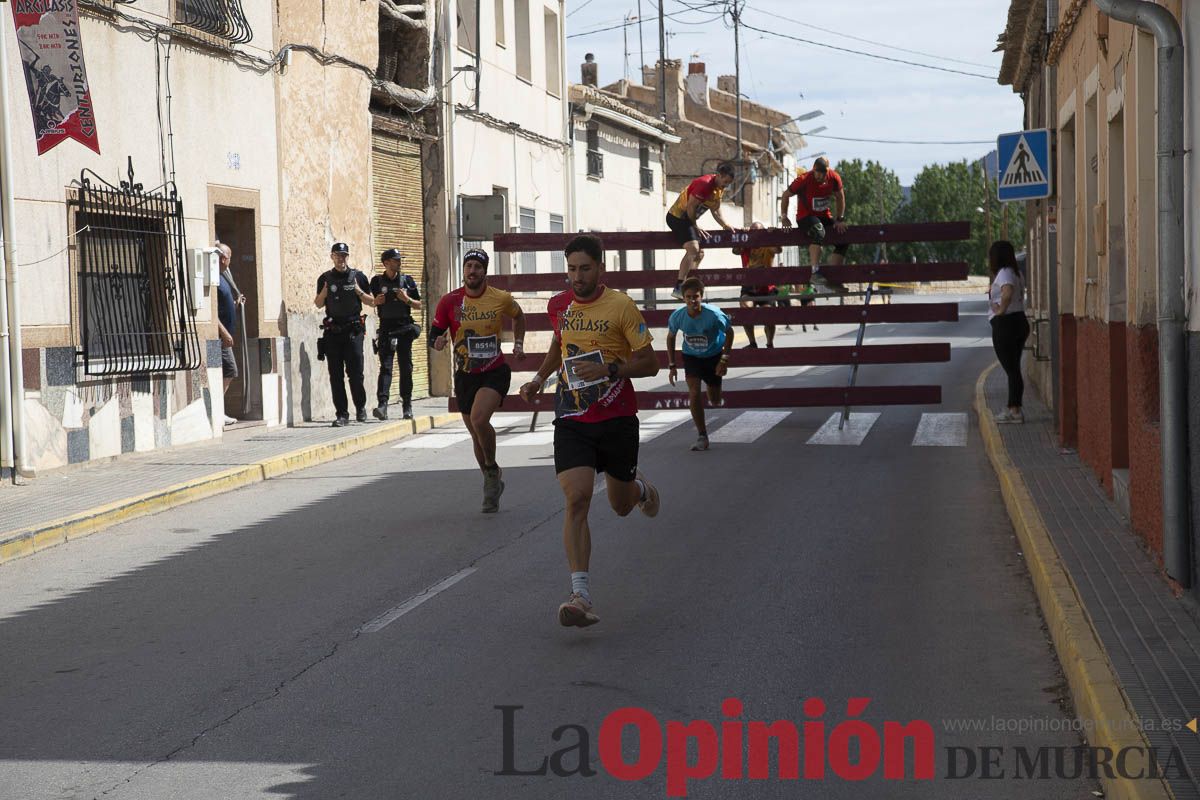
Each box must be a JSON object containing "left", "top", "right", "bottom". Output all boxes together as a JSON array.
[{"left": 563, "top": 0, "right": 1024, "bottom": 185}]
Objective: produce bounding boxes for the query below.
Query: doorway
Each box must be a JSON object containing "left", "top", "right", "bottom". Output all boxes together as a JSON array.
[{"left": 215, "top": 206, "right": 259, "bottom": 421}]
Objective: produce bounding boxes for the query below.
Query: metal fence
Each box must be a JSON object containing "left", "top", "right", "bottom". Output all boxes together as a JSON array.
[{"left": 76, "top": 165, "right": 202, "bottom": 376}]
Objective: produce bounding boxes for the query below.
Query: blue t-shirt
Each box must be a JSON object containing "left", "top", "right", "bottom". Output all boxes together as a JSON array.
[
  {"left": 217, "top": 273, "right": 237, "bottom": 334},
  {"left": 668, "top": 304, "right": 730, "bottom": 358}
]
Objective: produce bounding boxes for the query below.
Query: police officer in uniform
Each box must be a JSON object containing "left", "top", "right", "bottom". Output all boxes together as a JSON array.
[
  {"left": 370, "top": 247, "right": 421, "bottom": 421},
  {"left": 314, "top": 242, "right": 373, "bottom": 426}
]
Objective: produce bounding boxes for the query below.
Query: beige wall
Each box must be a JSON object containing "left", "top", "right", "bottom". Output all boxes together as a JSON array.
[
  {"left": 1053, "top": 2, "right": 1181, "bottom": 325},
  {"left": 275, "top": 0, "right": 377, "bottom": 421}
]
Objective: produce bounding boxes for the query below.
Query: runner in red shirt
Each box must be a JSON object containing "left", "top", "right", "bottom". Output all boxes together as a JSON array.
[
  {"left": 518, "top": 234, "right": 662, "bottom": 628},
  {"left": 780, "top": 157, "right": 850, "bottom": 290},
  {"left": 665, "top": 162, "right": 737, "bottom": 299}
]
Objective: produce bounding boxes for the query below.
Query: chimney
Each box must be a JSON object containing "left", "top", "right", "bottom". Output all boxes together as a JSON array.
[
  {"left": 581, "top": 53, "right": 598, "bottom": 87},
  {"left": 685, "top": 59, "right": 708, "bottom": 106}
]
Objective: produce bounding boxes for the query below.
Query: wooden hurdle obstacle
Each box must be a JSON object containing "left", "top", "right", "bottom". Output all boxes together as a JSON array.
[{"left": 447, "top": 222, "right": 970, "bottom": 424}]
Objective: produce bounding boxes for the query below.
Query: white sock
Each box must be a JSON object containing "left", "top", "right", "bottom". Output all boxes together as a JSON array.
[
  {"left": 635, "top": 479, "right": 647, "bottom": 501},
  {"left": 571, "top": 572, "right": 590, "bottom": 600}
]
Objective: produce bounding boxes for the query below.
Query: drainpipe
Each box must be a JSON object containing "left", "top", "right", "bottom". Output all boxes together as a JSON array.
[
  {"left": 0, "top": 23, "right": 28, "bottom": 480},
  {"left": 1046, "top": 0, "right": 1060, "bottom": 427},
  {"left": 1094, "top": 0, "right": 1189, "bottom": 585}
]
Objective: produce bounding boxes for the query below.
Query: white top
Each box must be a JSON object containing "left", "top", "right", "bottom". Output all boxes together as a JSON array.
[{"left": 989, "top": 267, "right": 1025, "bottom": 320}]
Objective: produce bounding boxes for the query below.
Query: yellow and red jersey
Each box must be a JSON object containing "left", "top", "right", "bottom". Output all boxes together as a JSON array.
[
  {"left": 548, "top": 287, "right": 653, "bottom": 422},
  {"left": 668, "top": 174, "right": 725, "bottom": 221},
  {"left": 432, "top": 285, "right": 521, "bottom": 374}
]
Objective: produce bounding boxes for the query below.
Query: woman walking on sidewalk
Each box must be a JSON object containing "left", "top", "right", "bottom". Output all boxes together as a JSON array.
[{"left": 988, "top": 240, "right": 1030, "bottom": 423}]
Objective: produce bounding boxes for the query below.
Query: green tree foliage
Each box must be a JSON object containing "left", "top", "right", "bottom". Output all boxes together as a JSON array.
[
  {"left": 832, "top": 158, "right": 904, "bottom": 228},
  {"left": 890, "top": 160, "right": 1027, "bottom": 273}
]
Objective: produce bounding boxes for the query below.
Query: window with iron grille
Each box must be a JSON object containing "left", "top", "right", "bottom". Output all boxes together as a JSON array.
[
  {"left": 586, "top": 124, "right": 603, "bottom": 179},
  {"left": 639, "top": 142, "right": 653, "bottom": 192},
  {"left": 74, "top": 167, "right": 202, "bottom": 376},
  {"left": 174, "top": 0, "right": 253, "bottom": 45},
  {"left": 549, "top": 213, "right": 564, "bottom": 272},
  {"left": 519, "top": 206, "right": 536, "bottom": 273}
]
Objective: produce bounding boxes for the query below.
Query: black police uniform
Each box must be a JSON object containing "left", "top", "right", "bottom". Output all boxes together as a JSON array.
[
  {"left": 370, "top": 269, "right": 421, "bottom": 416},
  {"left": 318, "top": 265, "right": 371, "bottom": 421}
]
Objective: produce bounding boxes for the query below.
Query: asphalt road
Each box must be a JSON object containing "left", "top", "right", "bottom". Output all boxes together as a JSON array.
[{"left": 0, "top": 296, "right": 1098, "bottom": 799}]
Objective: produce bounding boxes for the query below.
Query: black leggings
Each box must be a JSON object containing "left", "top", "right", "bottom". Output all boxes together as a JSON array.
[{"left": 990, "top": 313, "right": 1030, "bottom": 408}]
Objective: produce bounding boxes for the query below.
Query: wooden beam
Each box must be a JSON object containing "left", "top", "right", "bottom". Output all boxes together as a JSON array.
[
  {"left": 493, "top": 221, "right": 971, "bottom": 252},
  {"left": 449, "top": 385, "right": 943, "bottom": 413},
  {"left": 510, "top": 343, "right": 952, "bottom": 370},
  {"left": 486, "top": 262, "right": 969, "bottom": 292},
  {"left": 521, "top": 302, "right": 959, "bottom": 331}
]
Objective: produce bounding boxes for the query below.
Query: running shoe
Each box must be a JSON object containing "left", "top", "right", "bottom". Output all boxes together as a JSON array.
[
  {"left": 636, "top": 469, "right": 660, "bottom": 517},
  {"left": 482, "top": 465, "right": 504, "bottom": 513},
  {"left": 558, "top": 593, "right": 600, "bottom": 627},
  {"left": 810, "top": 267, "right": 846, "bottom": 293},
  {"left": 671, "top": 282, "right": 684, "bottom": 300},
  {"left": 690, "top": 435, "right": 709, "bottom": 452},
  {"left": 995, "top": 410, "right": 1025, "bottom": 424}
]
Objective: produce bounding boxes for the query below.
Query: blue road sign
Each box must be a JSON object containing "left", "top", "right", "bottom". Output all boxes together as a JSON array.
[{"left": 996, "top": 129, "right": 1052, "bottom": 201}]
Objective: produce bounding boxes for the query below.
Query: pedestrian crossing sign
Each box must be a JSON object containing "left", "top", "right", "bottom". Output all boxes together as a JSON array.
[{"left": 997, "top": 129, "right": 1052, "bottom": 201}]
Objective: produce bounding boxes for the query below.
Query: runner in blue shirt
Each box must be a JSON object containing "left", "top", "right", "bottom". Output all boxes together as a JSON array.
[{"left": 667, "top": 277, "right": 735, "bottom": 451}]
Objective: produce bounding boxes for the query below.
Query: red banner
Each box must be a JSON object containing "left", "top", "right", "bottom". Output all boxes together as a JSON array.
[{"left": 10, "top": 0, "right": 100, "bottom": 155}]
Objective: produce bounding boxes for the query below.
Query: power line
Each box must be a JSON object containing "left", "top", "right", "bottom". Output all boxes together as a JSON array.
[
  {"left": 805, "top": 133, "right": 994, "bottom": 145},
  {"left": 738, "top": 19, "right": 996, "bottom": 80},
  {"left": 567, "top": 0, "right": 600, "bottom": 18},
  {"left": 568, "top": 4, "right": 723, "bottom": 38},
  {"left": 743, "top": 4, "right": 997, "bottom": 69}
]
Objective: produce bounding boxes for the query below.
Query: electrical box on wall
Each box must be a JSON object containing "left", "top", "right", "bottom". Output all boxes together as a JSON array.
[{"left": 188, "top": 248, "right": 220, "bottom": 310}]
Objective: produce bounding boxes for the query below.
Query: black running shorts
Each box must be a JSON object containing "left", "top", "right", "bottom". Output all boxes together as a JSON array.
[
  {"left": 666, "top": 212, "right": 701, "bottom": 247},
  {"left": 682, "top": 353, "right": 723, "bottom": 386},
  {"left": 454, "top": 364, "right": 511, "bottom": 415},
  {"left": 798, "top": 214, "right": 849, "bottom": 255},
  {"left": 553, "top": 415, "right": 639, "bottom": 481}
]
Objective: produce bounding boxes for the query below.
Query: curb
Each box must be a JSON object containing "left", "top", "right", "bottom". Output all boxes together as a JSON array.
[
  {"left": 0, "top": 412, "right": 461, "bottom": 566},
  {"left": 974, "top": 364, "right": 1171, "bottom": 800}
]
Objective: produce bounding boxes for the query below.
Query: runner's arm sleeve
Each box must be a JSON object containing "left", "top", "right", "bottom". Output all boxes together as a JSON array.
[{"left": 427, "top": 324, "right": 448, "bottom": 347}]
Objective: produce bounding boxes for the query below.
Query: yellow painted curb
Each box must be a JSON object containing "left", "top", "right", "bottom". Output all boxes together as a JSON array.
[
  {"left": 0, "top": 412, "right": 461, "bottom": 566},
  {"left": 975, "top": 364, "right": 1172, "bottom": 800}
]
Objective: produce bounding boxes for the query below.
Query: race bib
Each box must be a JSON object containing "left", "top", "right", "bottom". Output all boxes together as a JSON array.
[
  {"left": 467, "top": 335, "right": 499, "bottom": 360},
  {"left": 562, "top": 350, "right": 606, "bottom": 391},
  {"left": 811, "top": 196, "right": 832, "bottom": 212},
  {"left": 685, "top": 334, "right": 709, "bottom": 352}
]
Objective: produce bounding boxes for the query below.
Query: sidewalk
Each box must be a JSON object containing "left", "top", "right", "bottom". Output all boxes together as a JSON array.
[
  {"left": 977, "top": 364, "right": 1200, "bottom": 800},
  {"left": 0, "top": 399, "right": 458, "bottom": 565}
]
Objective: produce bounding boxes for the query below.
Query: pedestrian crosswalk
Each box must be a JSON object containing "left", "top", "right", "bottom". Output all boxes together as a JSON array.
[{"left": 392, "top": 411, "right": 971, "bottom": 451}]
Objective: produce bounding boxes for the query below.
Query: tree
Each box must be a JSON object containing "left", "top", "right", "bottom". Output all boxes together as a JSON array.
[{"left": 893, "top": 160, "right": 1027, "bottom": 273}]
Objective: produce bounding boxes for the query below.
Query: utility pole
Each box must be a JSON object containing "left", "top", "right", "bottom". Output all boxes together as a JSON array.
[
  {"left": 638, "top": 0, "right": 645, "bottom": 74},
  {"left": 876, "top": 169, "right": 888, "bottom": 262},
  {"left": 980, "top": 158, "right": 993, "bottom": 265},
  {"left": 732, "top": 0, "right": 742, "bottom": 162},
  {"left": 658, "top": 0, "right": 666, "bottom": 120}
]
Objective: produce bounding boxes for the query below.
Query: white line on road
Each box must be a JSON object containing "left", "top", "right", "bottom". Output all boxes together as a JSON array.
[
  {"left": 710, "top": 411, "right": 791, "bottom": 443},
  {"left": 912, "top": 412, "right": 968, "bottom": 447},
  {"left": 499, "top": 429, "right": 555, "bottom": 447},
  {"left": 393, "top": 431, "right": 474, "bottom": 449},
  {"left": 639, "top": 410, "right": 693, "bottom": 442},
  {"left": 359, "top": 568, "right": 478, "bottom": 633},
  {"left": 807, "top": 412, "right": 881, "bottom": 446}
]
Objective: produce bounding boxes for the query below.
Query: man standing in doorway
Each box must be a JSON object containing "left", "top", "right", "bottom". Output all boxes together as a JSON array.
[
  {"left": 518, "top": 234, "right": 662, "bottom": 628},
  {"left": 371, "top": 248, "right": 421, "bottom": 421},
  {"left": 666, "top": 162, "right": 737, "bottom": 299},
  {"left": 215, "top": 242, "right": 243, "bottom": 426},
  {"left": 315, "top": 242, "right": 373, "bottom": 427},
  {"left": 430, "top": 249, "right": 525, "bottom": 513}
]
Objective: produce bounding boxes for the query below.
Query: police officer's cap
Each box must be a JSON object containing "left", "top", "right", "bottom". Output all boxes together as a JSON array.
[
  {"left": 463, "top": 249, "right": 490, "bottom": 269},
  {"left": 330, "top": 242, "right": 350, "bottom": 255},
  {"left": 381, "top": 247, "right": 403, "bottom": 263}
]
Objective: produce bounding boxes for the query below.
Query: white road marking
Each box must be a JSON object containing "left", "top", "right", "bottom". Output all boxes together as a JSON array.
[
  {"left": 393, "top": 431, "right": 474, "bottom": 449},
  {"left": 499, "top": 429, "right": 555, "bottom": 447},
  {"left": 912, "top": 412, "right": 968, "bottom": 447},
  {"left": 360, "top": 567, "right": 478, "bottom": 633},
  {"left": 710, "top": 411, "right": 791, "bottom": 443},
  {"left": 639, "top": 410, "right": 693, "bottom": 442},
  {"left": 807, "top": 412, "right": 881, "bottom": 446}
]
